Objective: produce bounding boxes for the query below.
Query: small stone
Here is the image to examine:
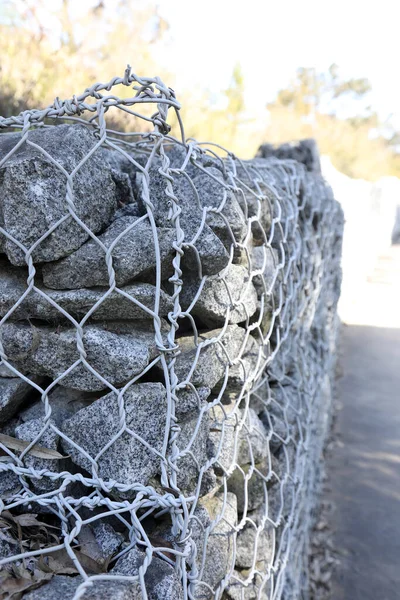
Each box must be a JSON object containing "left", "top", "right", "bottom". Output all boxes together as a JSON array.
[
  {"left": 227, "top": 454, "right": 280, "bottom": 513},
  {"left": 15, "top": 417, "right": 59, "bottom": 492},
  {"left": 0, "top": 321, "right": 155, "bottom": 391},
  {"left": 22, "top": 575, "right": 137, "bottom": 600},
  {"left": 257, "top": 138, "right": 321, "bottom": 173},
  {"left": 0, "top": 125, "right": 119, "bottom": 265},
  {"left": 111, "top": 546, "right": 184, "bottom": 600},
  {"left": 251, "top": 246, "right": 280, "bottom": 300},
  {"left": 174, "top": 390, "right": 211, "bottom": 493},
  {"left": 42, "top": 213, "right": 176, "bottom": 289},
  {"left": 20, "top": 387, "right": 96, "bottom": 425},
  {"left": 0, "top": 263, "right": 173, "bottom": 321},
  {"left": 224, "top": 570, "right": 271, "bottom": 600},
  {"left": 0, "top": 377, "right": 37, "bottom": 423},
  {"left": 61, "top": 383, "right": 167, "bottom": 488},
  {"left": 237, "top": 409, "right": 270, "bottom": 466},
  {"left": 78, "top": 521, "right": 124, "bottom": 565},
  {"left": 191, "top": 167, "right": 248, "bottom": 246},
  {"left": 191, "top": 492, "right": 237, "bottom": 599},
  {"left": 137, "top": 167, "right": 238, "bottom": 274},
  {"left": 92, "top": 521, "right": 124, "bottom": 560},
  {"left": 235, "top": 507, "right": 274, "bottom": 570},
  {"left": 215, "top": 334, "right": 268, "bottom": 397},
  {"left": 180, "top": 265, "right": 258, "bottom": 327},
  {"left": 0, "top": 469, "right": 22, "bottom": 498},
  {"left": 173, "top": 325, "right": 246, "bottom": 389},
  {"left": 207, "top": 403, "right": 239, "bottom": 473}
]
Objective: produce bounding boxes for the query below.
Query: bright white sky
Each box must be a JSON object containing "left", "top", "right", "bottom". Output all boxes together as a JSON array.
[
  {"left": 7, "top": 0, "right": 400, "bottom": 124},
  {"left": 154, "top": 0, "right": 400, "bottom": 124}
]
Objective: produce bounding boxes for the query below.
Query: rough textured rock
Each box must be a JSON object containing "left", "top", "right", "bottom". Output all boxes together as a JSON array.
[
  {"left": 251, "top": 246, "right": 280, "bottom": 299},
  {"left": 234, "top": 508, "right": 274, "bottom": 570},
  {"left": 42, "top": 213, "right": 176, "bottom": 289},
  {"left": 191, "top": 492, "right": 237, "bottom": 599},
  {"left": 236, "top": 409, "right": 270, "bottom": 466},
  {"left": 0, "top": 321, "right": 156, "bottom": 391},
  {"left": 215, "top": 334, "right": 268, "bottom": 396},
  {"left": 78, "top": 521, "right": 124, "bottom": 566},
  {"left": 224, "top": 571, "right": 271, "bottom": 600},
  {"left": 207, "top": 403, "right": 238, "bottom": 473},
  {"left": 61, "top": 383, "right": 167, "bottom": 487},
  {"left": 173, "top": 387, "right": 211, "bottom": 493},
  {"left": 20, "top": 387, "right": 96, "bottom": 425},
  {"left": 257, "top": 138, "right": 321, "bottom": 173},
  {"left": 0, "top": 469, "right": 21, "bottom": 498},
  {"left": 180, "top": 265, "right": 258, "bottom": 327},
  {"left": 227, "top": 455, "right": 280, "bottom": 513},
  {"left": 0, "top": 376, "right": 37, "bottom": 423},
  {"left": 15, "top": 417, "right": 59, "bottom": 492},
  {"left": 111, "top": 546, "right": 184, "bottom": 600},
  {"left": 0, "top": 264, "right": 173, "bottom": 321},
  {"left": 22, "top": 575, "right": 137, "bottom": 600},
  {"left": 173, "top": 325, "right": 246, "bottom": 389},
  {"left": 138, "top": 166, "right": 242, "bottom": 270},
  {"left": 0, "top": 125, "right": 119, "bottom": 265}
]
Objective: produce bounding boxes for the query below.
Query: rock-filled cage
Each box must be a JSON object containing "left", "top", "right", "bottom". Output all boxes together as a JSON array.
[{"left": 0, "top": 69, "right": 343, "bottom": 600}]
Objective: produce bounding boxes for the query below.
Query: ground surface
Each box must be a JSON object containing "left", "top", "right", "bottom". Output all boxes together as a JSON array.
[{"left": 326, "top": 245, "right": 400, "bottom": 600}]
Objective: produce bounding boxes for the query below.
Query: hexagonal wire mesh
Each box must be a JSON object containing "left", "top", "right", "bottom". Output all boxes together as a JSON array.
[{"left": 0, "top": 67, "right": 343, "bottom": 599}]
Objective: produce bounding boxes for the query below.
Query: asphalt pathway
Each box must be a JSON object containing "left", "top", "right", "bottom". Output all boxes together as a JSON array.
[{"left": 327, "top": 246, "right": 400, "bottom": 600}]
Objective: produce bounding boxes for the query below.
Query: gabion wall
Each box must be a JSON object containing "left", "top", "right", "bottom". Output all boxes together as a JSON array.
[{"left": 0, "top": 71, "right": 343, "bottom": 600}]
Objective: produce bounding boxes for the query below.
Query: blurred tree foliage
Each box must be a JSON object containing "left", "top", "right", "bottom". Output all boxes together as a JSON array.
[
  {"left": 0, "top": 2, "right": 399, "bottom": 180},
  {"left": 266, "top": 66, "right": 400, "bottom": 180},
  {"left": 0, "top": 0, "right": 171, "bottom": 129}
]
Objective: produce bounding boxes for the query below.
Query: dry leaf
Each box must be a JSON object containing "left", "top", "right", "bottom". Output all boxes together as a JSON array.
[
  {"left": 0, "top": 568, "right": 52, "bottom": 600},
  {"left": 0, "top": 434, "right": 65, "bottom": 460},
  {"left": 39, "top": 548, "right": 106, "bottom": 575}
]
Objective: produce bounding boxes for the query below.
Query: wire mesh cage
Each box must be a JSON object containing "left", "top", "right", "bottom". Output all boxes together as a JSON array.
[{"left": 0, "top": 67, "right": 343, "bottom": 600}]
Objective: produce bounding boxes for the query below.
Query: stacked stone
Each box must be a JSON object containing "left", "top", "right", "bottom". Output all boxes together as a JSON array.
[{"left": 0, "top": 124, "right": 343, "bottom": 600}]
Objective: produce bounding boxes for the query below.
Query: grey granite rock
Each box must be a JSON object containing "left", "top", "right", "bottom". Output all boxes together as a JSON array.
[
  {"left": 257, "top": 138, "right": 321, "bottom": 173},
  {"left": 0, "top": 469, "right": 22, "bottom": 498},
  {"left": 0, "top": 125, "right": 119, "bottom": 265},
  {"left": 15, "top": 417, "right": 59, "bottom": 492},
  {"left": 227, "top": 455, "right": 280, "bottom": 513},
  {"left": 180, "top": 219, "right": 231, "bottom": 277},
  {"left": 191, "top": 167, "right": 248, "bottom": 246},
  {"left": 215, "top": 334, "right": 268, "bottom": 397},
  {"left": 0, "top": 263, "right": 173, "bottom": 321},
  {"left": 207, "top": 403, "right": 238, "bottom": 473},
  {"left": 251, "top": 245, "right": 280, "bottom": 300},
  {"left": 191, "top": 492, "right": 237, "bottom": 599},
  {"left": 22, "top": 575, "right": 138, "bottom": 600},
  {"left": 234, "top": 508, "right": 274, "bottom": 570},
  {"left": 224, "top": 570, "right": 271, "bottom": 600},
  {"left": 137, "top": 167, "right": 238, "bottom": 273},
  {"left": 237, "top": 409, "right": 270, "bottom": 466},
  {"left": 180, "top": 265, "right": 258, "bottom": 327},
  {"left": 111, "top": 546, "right": 184, "bottom": 600},
  {"left": 20, "top": 387, "right": 95, "bottom": 425},
  {"left": 0, "top": 321, "right": 155, "bottom": 391},
  {"left": 0, "top": 376, "right": 37, "bottom": 423},
  {"left": 173, "top": 325, "right": 246, "bottom": 389},
  {"left": 61, "top": 383, "right": 167, "bottom": 487},
  {"left": 78, "top": 521, "right": 124, "bottom": 566},
  {"left": 42, "top": 214, "right": 176, "bottom": 289},
  {"left": 176, "top": 388, "right": 210, "bottom": 493}
]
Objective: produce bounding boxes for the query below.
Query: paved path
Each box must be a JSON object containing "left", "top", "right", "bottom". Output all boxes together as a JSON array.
[{"left": 327, "top": 246, "right": 400, "bottom": 600}]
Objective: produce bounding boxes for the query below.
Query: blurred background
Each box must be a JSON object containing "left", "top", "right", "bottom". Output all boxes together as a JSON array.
[{"left": 1, "top": 0, "right": 399, "bottom": 326}]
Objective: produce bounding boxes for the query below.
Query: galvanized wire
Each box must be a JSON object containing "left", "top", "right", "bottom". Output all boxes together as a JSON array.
[{"left": 0, "top": 67, "right": 343, "bottom": 600}]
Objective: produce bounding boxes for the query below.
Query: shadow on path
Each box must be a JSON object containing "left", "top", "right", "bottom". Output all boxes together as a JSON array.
[{"left": 328, "top": 325, "right": 400, "bottom": 600}]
